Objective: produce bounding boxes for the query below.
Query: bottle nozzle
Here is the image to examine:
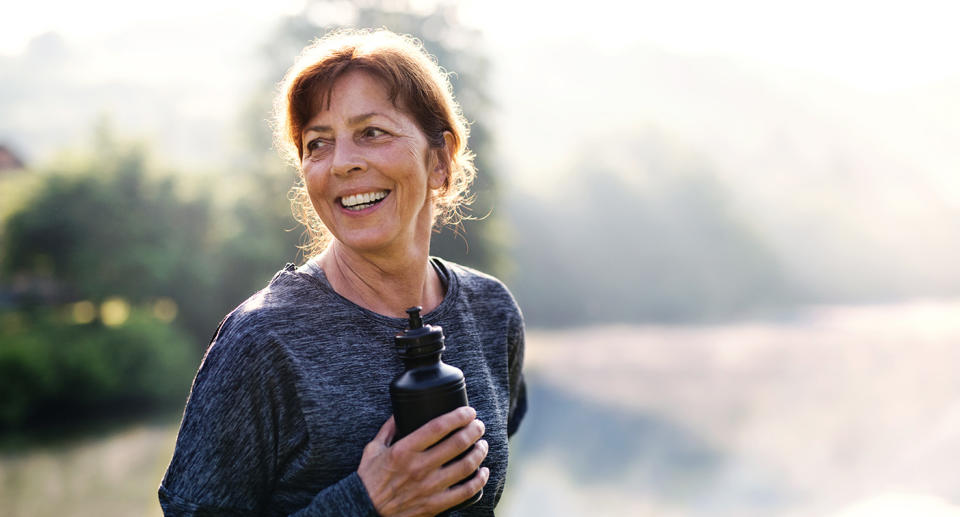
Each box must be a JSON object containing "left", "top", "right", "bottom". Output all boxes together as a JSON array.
[
  {"left": 406, "top": 306, "right": 423, "bottom": 329},
  {"left": 396, "top": 306, "right": 444, "bottom": 359}
]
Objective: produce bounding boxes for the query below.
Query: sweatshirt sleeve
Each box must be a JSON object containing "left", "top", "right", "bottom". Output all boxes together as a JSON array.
[
  {"left": 287, "top": 472, "right": 378, "bottom": 517},
  {"left": 158, "top": 319, "right": 379, "bottom": 516},
  {"left": 506, "top": 309, "right": 527, "bottom": 438}
]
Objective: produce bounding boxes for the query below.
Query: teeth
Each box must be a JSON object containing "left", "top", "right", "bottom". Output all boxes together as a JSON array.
[{"left": 341, "top": 190, "right": 388, "bottom": 208}]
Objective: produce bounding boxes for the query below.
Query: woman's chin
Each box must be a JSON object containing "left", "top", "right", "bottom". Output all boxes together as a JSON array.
[{"left": 333, "top": 229, "right": 400, "bottom": 254}]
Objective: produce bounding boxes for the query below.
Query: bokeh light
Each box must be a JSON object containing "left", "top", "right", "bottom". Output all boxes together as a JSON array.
[
  {"left": 100, "top": 297, "right": 130, "bottom": 327},
  {"left": 151, "top": 297, "right": 178, "bottom": 323},
  {"left": 70, "top": 300, "right": 96, "bottom": 324}
]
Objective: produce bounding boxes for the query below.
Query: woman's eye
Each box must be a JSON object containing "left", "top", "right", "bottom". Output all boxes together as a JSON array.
[
  {"left": 306, "top": 139, "right": 329, "bottom": 152},
  {"left": 362, "top": 127, "right": 387, "bottom": 138}
]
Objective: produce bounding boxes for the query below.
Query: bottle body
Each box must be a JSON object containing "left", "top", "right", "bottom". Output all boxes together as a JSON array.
[
  {"left": 389, "top": 361, "right": 482, "bottom": 511},
  {"left": 390, "top": 362, "right": 469, "bottom": 440},
  {"left": 390, "top": 306, "right": 482, "bottom": 512}
]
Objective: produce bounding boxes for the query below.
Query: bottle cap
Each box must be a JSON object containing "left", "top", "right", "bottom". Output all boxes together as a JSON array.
[{"left": 395, "top": 306, "right": 445, "bottom": 358}]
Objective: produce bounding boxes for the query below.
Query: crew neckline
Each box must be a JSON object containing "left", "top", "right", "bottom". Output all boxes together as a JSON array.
[{"left": 294, "top": 256, "right": 458, "bottom": 328}]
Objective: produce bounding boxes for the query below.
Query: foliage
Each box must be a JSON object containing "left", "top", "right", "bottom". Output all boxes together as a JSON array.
[
  {"left": 0, "top": 128, "right": 295, "bottom": 342},
  {"left": 0, "top": 133, "right": 216, "bottom": 429},
  {"left": 0, "top": 133, "right": 249, "bottom": 430},
  {"left": 0, "top": 307, "right": 196, "bottom": 430}
]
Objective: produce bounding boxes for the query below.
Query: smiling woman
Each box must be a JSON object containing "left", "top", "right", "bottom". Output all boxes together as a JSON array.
[{"left": 158, "top": 29, "right": 526, "bottom": 517}]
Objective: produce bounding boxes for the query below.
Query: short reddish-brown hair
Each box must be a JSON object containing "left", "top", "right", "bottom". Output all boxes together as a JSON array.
[{"left": 273, "top": 29, "right": 476, "bottom": 257}]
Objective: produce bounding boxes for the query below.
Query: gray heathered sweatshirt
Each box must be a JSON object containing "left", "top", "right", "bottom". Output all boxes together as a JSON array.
[{"left": 159, "top": 257, "right": 526, "bottom": 516}]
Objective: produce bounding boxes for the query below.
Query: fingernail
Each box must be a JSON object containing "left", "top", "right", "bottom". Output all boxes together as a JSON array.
[
  {"left": 462, "top": 406, "right": 475, "bottom": 419},
  {"left": 479, "top": 439, "right": 488, "bottom": 453},
  {"left": 477, "top": 419, "right": 485, "bottom": 434}
]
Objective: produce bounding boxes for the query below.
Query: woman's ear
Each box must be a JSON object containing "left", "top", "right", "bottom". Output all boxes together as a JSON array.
[{"left": 429, "top": 131, "right": 456, "bottom": 190}]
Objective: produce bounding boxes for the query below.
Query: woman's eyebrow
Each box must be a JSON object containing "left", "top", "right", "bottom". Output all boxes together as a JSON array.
[
  {"left": 303, "top": 125, "right": 332, "bottom": 134},
  {"left": 348, "top": 111, "right": 398, "bottom": 125},
  {"left": 303, "top": 112, "right": 399, "bottom": 136},
  {"left": 348, "top": 112, "right": 377, "bottom": 125}
]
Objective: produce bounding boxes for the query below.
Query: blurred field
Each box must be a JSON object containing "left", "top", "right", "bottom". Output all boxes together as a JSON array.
[
  {"left": 2, "top": 299, "right": 960, "bottom": 516},
  {"left": 0, "top": 419, "right": 175, "bottom": 517}
]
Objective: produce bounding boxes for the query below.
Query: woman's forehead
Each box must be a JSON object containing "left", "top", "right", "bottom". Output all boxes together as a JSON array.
[
  {"left": 314, "top": 71, "right": 392, "bottom": 112},
  {"left": 306, "top": 71, "right": 409, "bottom": 127}
]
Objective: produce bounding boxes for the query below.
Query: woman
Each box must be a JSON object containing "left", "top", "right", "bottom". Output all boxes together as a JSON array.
[{"left": 158, "top": 29, "right": 526, "bottom": 517}]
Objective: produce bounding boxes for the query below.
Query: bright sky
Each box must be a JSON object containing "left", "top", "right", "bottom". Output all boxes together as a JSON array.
[
  {"left": 0, "top": 1, "right": 301, "bottom": 54},
  {"left": 463, "top": 0, "right": 960, "bottom": 90},
  {"left": 3, "top": 0, "right": 959, "bottom": 91}
]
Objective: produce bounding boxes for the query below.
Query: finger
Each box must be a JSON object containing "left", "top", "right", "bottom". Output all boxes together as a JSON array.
[
  {"left": 363, "top": 416, "right": 396, "bottom": 458},
  {"left": 400, "top": 406, "right": 476, "bottom": 453},
  {"left": 423, "top": 418, "right": 485, "bottom": 468},
  {"left": 432, "top": 438, "right": 488, "bottom": 489},
  {"left": 374, "top": 415, "right": 396, "bottom": 445},
  {"left": 429, "top": 466, "right": 489, "bottom": 512}
]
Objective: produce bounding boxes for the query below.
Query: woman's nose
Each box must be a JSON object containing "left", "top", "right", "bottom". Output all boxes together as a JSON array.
[{"left": 331, "top": 138, "right": 366, "bottom": 176}]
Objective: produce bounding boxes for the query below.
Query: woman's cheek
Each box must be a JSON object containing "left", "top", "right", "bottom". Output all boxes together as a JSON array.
[
  {"left": 301, "top": 169, "right": 331, "bottom": 218},
  {"left": 302, "top": 161, "right": 328, "bottom": 190}
]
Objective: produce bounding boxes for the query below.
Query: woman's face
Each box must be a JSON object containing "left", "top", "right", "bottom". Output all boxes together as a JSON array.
[{"left": 300, "top": 70, "right": 447, "bottom": 255}]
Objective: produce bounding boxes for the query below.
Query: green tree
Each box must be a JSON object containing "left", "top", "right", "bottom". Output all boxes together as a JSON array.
[
  {"left": 0, "top": 131, "right": 216, "bottom": 429},
  {"left": 1, "top": 133, "right": 220, "bottom": 341}
]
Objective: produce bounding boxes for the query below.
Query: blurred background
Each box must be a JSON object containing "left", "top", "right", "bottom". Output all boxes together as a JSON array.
[{"left": 2, "top": 0, "right": 960, "bottom": 515}]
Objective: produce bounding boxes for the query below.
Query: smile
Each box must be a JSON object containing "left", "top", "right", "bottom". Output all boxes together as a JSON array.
[{"left": 339, "top": 190, "right": 390, "bottom": 211}]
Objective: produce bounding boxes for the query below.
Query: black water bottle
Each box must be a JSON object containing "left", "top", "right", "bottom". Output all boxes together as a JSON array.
[{"left": 390, "top": 306, "right": 482, "bottom": 511}]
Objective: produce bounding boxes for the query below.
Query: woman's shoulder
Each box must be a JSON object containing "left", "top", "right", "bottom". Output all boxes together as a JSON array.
[
  {"left": 434, "top": 258, "right": 522, "bottom": 319},
  {"left": 207, "top": 264, "right": 323, "bottom": 353},
  {"left": 437, "top": 258, "right": 511, "bottom": 294},
  {"left": 223, "top": 264, "right": 302, "bottom": 314}
]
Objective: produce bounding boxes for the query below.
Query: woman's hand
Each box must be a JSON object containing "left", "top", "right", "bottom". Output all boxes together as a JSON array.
[{"left": 357, "top": 407, "right": 489, "bottom": 517}]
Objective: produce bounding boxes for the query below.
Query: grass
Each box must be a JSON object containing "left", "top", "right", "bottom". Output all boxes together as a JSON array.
[{"left": 0, "top": 413, "right": 179, "bottom": 517}]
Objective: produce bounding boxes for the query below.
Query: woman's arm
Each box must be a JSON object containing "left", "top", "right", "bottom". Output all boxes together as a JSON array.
[
  {"left": 158, "top": 326, "right": 309, "bottom": 515},
  {"left": 506, "top": 309, "right": 527, "bottom": 438},
  {"left": 160, "top": 323, "right": 383, "bottom": 516}
]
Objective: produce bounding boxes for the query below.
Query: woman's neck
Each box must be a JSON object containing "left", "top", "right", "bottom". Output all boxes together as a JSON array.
[{"left": 317, "top": 241, "right": 445, "bottom": 318}]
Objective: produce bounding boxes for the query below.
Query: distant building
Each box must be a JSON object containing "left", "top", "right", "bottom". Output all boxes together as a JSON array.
[{"left": 0, "top": 144, "right": 25, "bottom": 171}]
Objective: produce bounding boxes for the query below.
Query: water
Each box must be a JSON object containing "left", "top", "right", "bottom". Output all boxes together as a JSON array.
[
  {"left": 501, "top": 299, "right": 960, "bottom": 516},
  {"left": 3, "top": 299, "right": 960, "bottom": 516}
]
